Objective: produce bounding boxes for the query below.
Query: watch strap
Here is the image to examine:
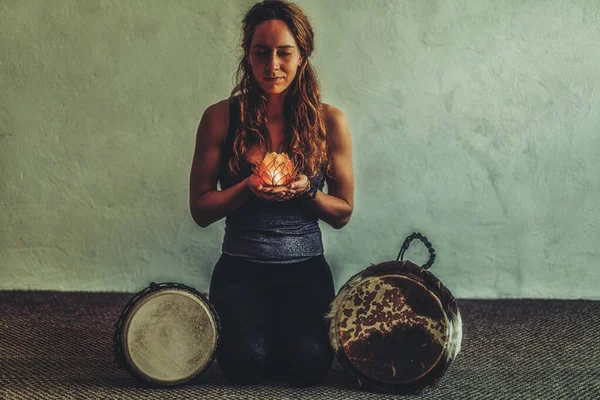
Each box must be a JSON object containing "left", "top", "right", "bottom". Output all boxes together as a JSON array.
[{"left": 299, "top": 181, "right": 318, "bottom": 200}]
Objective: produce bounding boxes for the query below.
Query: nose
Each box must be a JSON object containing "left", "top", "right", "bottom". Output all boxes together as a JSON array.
[{"left": 266, "top": 53, "right": 280, "bottom": 72}]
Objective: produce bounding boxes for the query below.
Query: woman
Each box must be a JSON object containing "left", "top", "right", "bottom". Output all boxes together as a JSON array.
[{"left": 189, "top": 0, "right": 354, "bottom": 387}]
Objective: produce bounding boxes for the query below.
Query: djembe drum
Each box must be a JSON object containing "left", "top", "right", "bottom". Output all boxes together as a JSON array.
[
  {"left": 327, "top": 233, "right": 462, "bottom": 394},
  {"left": 113, "top": 282, "right": 220, "bottom": 387}
]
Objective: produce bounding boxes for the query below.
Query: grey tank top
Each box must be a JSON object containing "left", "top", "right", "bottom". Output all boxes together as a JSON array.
[{"left": 218, "top": 96, "right": 326, "bottom": 263}]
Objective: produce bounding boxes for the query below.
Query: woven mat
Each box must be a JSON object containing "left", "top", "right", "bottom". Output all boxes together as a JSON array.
[{"left": 0, "top": 291, "right": 598, "bottom": 399}]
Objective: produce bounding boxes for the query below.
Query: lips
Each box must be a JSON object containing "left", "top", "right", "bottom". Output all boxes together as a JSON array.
[{"left": 264, "top": 77, "right": 283, "bottom": 81}]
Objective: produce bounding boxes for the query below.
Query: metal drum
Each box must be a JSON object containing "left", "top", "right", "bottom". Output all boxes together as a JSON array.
[
  {"left": 113, "top": 282, "right": 220, "bottom": 386},
  {"left": 327, "top": 233, "right": 462, "bottom": 393}
]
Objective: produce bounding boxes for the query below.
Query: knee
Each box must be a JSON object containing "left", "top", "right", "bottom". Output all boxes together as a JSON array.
[
  {"left": 217, "top": 338, "right": 272, "bottom": 385},
  {"left": 287, "top": 338, "right": 334, "bottom": 387}
]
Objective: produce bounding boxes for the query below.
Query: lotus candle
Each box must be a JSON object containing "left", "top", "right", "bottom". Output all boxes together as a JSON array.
[{"left": 252, "top": 152, "right": 299, "bottom": 187}]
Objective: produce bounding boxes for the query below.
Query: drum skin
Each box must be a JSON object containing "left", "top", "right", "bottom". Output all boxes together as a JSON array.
[
  {"left": 327, "top": 260, "right": 462, "bottom": 394},
  {"left": 113, "top": 282, "right": 221, "bottom": 387}
]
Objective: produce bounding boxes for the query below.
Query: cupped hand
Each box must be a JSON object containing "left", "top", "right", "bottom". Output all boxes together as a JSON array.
[
  {"left": 268, "top": 174, "right": 309, "bottom": 202},
  {"left": 248, "top": 174, "right": 289, "bottom": 202},
  {"left": 282, "top": 174, "right": 310, "bottom": 199}
]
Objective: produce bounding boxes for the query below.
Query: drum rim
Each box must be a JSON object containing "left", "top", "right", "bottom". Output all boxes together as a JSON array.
[
  {"left": 113, "top": 282, "right": 221, "bottom": 387},
  {"left": 333, "top": 273, "right": 450, "bottom": 385}
]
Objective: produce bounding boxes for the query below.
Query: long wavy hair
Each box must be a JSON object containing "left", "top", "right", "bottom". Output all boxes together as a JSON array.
[{"left": 228, "top": 0, "right": 331, "bottom": 181}]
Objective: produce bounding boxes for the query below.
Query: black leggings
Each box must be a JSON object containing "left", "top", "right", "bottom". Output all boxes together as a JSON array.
[{"left": 208, "top": 253, "right": 336, "bottom": 387}]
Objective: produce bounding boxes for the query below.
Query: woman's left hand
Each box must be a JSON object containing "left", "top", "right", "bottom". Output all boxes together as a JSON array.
[{"left": 265, "top": 174, "right": 309, "bottom": 201}]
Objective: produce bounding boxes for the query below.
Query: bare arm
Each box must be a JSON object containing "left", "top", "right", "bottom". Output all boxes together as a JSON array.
[
  {"left": 189, "top": 100, "right": 253, "bottom": 228},
  {"left": 300, "top": 105, "right": 354, "bottom": 229}
]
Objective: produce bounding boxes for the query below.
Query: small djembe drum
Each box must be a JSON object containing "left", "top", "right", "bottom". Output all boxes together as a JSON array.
[
  {"left": 327, "top": 233, "right": 462, "bottom": 394},
  {"left": 113, "top": 282, "right": 220, "bottom": 387}
]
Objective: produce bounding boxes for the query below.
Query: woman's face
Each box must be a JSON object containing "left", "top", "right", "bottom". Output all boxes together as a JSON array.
[{"left": 248, "top": 19, "right": 303, "bottom": 96}]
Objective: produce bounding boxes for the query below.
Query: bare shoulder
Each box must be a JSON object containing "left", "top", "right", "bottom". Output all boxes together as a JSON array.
[
  {"left": 321, "top": 103, "right": 351, "bottom": 145},
  {"left": 203, "top": 98, "right": 230, "bottom": 129},
  {"left": 197, "top": 98, "right": 230, "bottom": 144},
  {"left": 206, "top": 98, "right": 230, "bottom": 116},
  {"left": 322, "top": 103, "right": 347, "bottom": 124}
]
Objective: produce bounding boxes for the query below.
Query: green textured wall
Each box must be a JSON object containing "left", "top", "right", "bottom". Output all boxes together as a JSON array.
[{"left": 1, "top": 0, "right": 599, "bottom": 299}]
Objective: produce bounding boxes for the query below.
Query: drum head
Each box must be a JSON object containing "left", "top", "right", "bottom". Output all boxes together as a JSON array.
[
  {"left": 333, "top": 274, "right": 449, "bottom": 385},
  {"left": 121, "top": 288, "right": 218, "bottom": 384}
]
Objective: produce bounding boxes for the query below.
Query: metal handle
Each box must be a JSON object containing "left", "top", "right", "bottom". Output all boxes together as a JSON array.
[{"left": 396, "top": 232, "right": 436, "bottom": 269}]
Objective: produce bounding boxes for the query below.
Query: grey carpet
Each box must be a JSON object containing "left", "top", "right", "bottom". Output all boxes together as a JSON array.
[{"left": 0, "top": 291, "right": 598, "bottom": 399}]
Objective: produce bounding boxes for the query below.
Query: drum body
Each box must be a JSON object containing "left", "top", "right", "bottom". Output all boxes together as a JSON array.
[
  {"left": 113, "top": 282, "right": 220, "bottom": 386},
  {"left": 327, "top": 260, "right": 462, "bottom": 393}
]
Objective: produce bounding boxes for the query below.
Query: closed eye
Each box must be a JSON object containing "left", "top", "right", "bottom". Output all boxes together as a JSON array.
[{"left": 253, "top": 52, "right": 292, "bottom": 57}]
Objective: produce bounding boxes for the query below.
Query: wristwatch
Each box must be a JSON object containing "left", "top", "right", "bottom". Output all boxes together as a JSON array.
[{"left": 299, "top": 181, "right": 318, "bottom": 200}]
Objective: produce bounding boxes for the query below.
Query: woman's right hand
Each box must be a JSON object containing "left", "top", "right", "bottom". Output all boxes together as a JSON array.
[{"left": 248, "top": 175, "right": 289, "bottom": 202}]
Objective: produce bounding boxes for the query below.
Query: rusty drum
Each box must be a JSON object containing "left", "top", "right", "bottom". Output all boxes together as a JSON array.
[{"left": 327, "top": 233, "right": 462, "bottom": 393}]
